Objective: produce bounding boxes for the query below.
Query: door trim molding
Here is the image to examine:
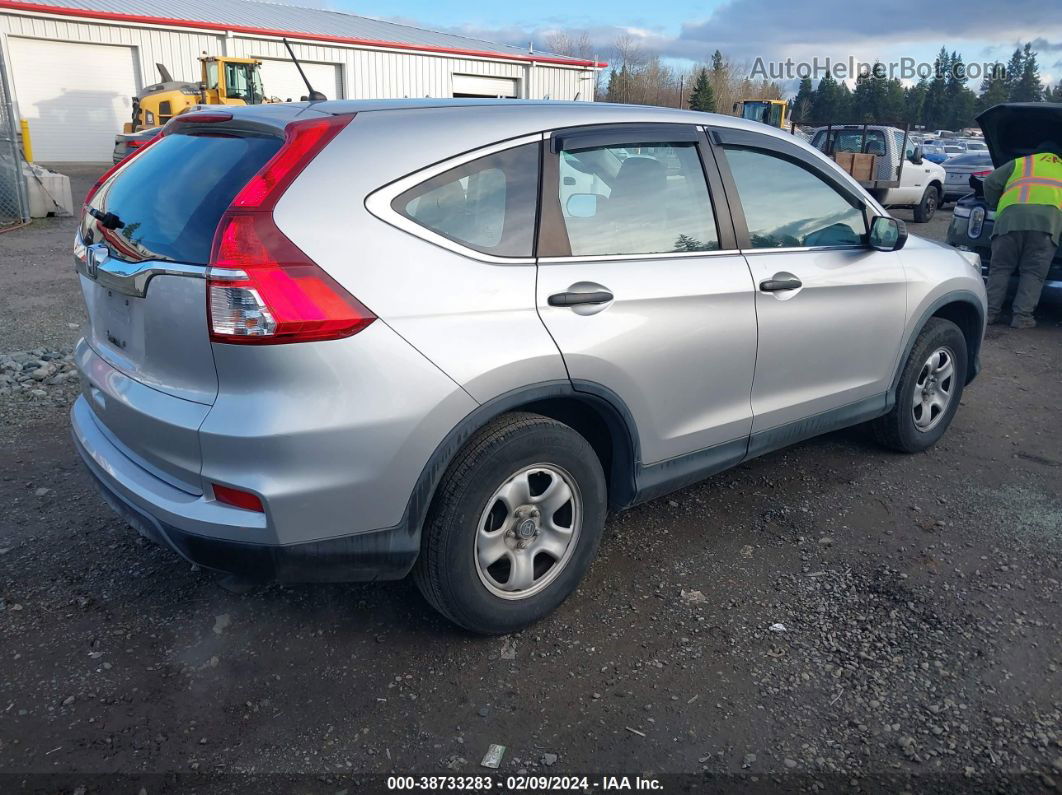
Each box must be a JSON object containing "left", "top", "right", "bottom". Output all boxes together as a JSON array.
[{"left": 746, "top": 393, "right": 888, "bottom": 460}]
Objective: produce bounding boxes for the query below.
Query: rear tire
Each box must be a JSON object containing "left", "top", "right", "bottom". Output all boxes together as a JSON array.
[
  {"left": 913, "top": 186, "right": 940, "bottom": 223},
  {"left": 413, "top": 412, "right": 607, "bottom": 635},
  {"left": 872, "top": 318, "right": 967, "bottom": 453}
]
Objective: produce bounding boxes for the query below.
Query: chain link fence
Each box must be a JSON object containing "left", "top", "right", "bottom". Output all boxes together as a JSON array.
[{"left": 0, "top": 45, "right": 30, "bottom": 229}]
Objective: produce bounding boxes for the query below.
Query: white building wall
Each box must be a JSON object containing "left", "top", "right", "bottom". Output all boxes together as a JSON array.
[
  {"left": 0, "top": 12, "right": 222, "bottom": 87},
  {"left": 0, "top": 9, "right": 597, "bottom": 157},
  {"left": 1, "top": 11, "right": 596, "bottom": 103}
]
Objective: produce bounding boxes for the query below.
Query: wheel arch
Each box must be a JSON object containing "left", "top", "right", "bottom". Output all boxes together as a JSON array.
[
  {"left": 889, "top": 291, "right": 985, "bottom": 408},
  {"left": 402, "top": 381, "right": 640, "bottom": 550}
]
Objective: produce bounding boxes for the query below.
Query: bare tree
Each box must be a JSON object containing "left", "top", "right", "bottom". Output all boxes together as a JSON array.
[
  {"left": 544, "top": 31, "right": 594, "bottom": 62},
  {"left": 590, "top": 40, "right": 784, "bottom": 113},
  {"left": 543, "top": 30, "right": 603, "bottom": 99}
]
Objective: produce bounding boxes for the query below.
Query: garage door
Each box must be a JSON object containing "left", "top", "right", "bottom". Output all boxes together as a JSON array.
[
  {"left": 258, "top": 59, "right": 343, "bottom": 103},
  {"left": 452, "top": 74, "right": 519, "bottom": 98},
  {"left": 8, "top": 38, "right": 139, "bottom": 162}
]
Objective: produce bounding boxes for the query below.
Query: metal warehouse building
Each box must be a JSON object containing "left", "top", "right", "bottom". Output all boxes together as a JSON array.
[{"left": 0, "top": 0, "right": 601, "bottom": 161}]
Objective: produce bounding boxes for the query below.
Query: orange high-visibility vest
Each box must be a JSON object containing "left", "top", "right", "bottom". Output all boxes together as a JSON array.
[{"left": 997, "top": 153, "right": 1062, "bottom": 217}]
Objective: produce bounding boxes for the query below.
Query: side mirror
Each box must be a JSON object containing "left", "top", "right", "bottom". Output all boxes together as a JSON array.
[
  {"left": 908, "top": 145, "right": 923, "bottom": 164},
  {"left": 869, "top": 216, "right": 908, "bottom": 252},
  {"left": 566, "top": 193, "right": 600, "bottom": 219}
]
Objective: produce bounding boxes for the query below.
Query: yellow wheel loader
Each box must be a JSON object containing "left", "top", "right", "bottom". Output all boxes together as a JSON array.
[
  {"left": 125, "top": 56, "right": 267, "bottom": 132},
  {"left": 733, "top": 99, "right": 789, "bottom": 129},
  {"left": 122, "top": 41, "right": 326, "bottom": 135}
]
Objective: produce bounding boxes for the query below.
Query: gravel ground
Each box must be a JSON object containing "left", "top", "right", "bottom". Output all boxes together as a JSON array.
[{"left": 0, "top": 168, "right": 1059, "bottom": 792}]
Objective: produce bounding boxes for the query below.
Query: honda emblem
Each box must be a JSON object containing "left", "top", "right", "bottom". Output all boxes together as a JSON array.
[{"left": 86, "top": 244, "right": 108, "bottom": 279}]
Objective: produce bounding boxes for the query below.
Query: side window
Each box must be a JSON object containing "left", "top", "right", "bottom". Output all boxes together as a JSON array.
[
  {"left": 394, "top": 143, "right": 539, "bottom": 258},
  {"left": 557, "top": 142, "right": 719, "bottom": 256},
  {"left": 205, "top": 62, "right": 219, "bottom": 91},
  {"left": 723, "top": 147, "right": 868, "bottom": 249}
]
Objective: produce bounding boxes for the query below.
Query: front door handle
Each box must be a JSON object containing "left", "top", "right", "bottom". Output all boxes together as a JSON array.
[
  {"left": 548, "top": 290, "right": 614, "bottom": 307},
  {"left": 759, "top": 274, "right": 802, "bottom": 292}
]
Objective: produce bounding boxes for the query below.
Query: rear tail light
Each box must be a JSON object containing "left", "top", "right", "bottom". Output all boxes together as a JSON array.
[
  {"left": 972, "top": 170, "right": 992, "bottom": 178},
  {"left": 968, "top": 206, "right": 986, "bottom": 239},
  {"left": 207, "top": 114, "right": 375, "bottom": 344},
  {"left": 212, "top": 483, "right": 264, "bottom": 513}
]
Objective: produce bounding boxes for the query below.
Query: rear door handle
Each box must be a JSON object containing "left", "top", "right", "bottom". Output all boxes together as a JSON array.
[
  {"left": 548, "top": 290, "right": 614, "bottom": 307},
  {"left": 759, "top": 275, "right": 802, "bottom": 292}
]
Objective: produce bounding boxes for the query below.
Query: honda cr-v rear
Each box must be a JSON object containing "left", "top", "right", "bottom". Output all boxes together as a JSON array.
[{"left": 73, "top": 100, "right": 986, "bottom": 634}]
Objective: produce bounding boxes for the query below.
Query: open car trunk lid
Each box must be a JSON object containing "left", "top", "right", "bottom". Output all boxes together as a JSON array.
[{"left": 977, "top": 102, "right": 1062, "bottom": 167}]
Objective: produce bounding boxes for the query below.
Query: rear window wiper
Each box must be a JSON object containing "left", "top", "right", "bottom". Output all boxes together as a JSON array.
[{"left": 89, "top": 207, "right": 125, "bottom": 230}]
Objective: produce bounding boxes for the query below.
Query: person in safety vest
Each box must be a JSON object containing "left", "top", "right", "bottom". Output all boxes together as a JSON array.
[{"left": 983, "top": 142, "right": 1062, "bottom": 328}]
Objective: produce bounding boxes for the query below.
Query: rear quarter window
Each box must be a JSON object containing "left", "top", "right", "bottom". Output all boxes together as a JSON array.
[
  {"left": 82, "top": 132, "right": 282, "bottom": 264},
  {"left": 392, "top": 143, "right": 540, "bottom": 258}
]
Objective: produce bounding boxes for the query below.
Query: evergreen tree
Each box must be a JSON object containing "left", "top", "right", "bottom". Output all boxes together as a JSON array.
[
  {"left": 792, "top": 76, "right": 814, "bottom": 123},
  {"left": 904, "top": 79, "right": 928, "bottom": 126},
  {"left": 978, "top": 62, "right": 1010, "bottom": 112},
  {"left": 851, "top": 71, "right": 872, "bottom": 121},
  {"left": 607, "top": 64, "right": 635, "bottom": 104},
  {"left": 604, "top": 69, "right": 618, "bottom": 103},
  {"left": 836, "top": 81, "right": 853, "bottom": 119},
  {"left": 1003, "top": 47, "right": 1024, "bottom": 98},
  {"left": 812, "top": 72, "right": 841, "bottom": 123},
  {"left": 711, "top": 49, "right": 725, "bottom": 75},
  {"left": 923, "top": 47, "right": 950, "bottom": 129},
  {"left": 884, "top": 77, "right": 906, "bottom": 121},
  {"left": 1011, "top": 43, "right": 1043, "bottom": 101},
  {"left": 688, "top": 67, "right": 715, "bottom": 112},
  {"left": 944, "top": 51, "right": 977, "bottom": 129},
  {"left": 1050, "top": 81, "right": 1062, "bottom": 102}
]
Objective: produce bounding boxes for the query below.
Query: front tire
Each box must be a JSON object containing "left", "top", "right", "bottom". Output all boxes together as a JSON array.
[
  {"left": 913, "top": 185, "right": 940, "bottom": 223},
  {"left": 414, "top": 412, "right": 607, "bottom": 634},
  {"left": 872, "top": 318, "right": 967, "bottom": 453}
]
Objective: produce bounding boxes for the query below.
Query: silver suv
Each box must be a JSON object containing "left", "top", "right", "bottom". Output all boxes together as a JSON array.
[{"left": 72, "top": 100, "right": 987, "bottom": 633}]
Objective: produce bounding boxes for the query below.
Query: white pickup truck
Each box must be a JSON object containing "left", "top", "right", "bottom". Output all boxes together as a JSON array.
[{"left": 809, "top": 125, "right": 946, "bottom": 222}]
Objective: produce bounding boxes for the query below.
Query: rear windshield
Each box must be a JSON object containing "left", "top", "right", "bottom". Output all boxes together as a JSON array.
[
  {"left": 82, "top": 132, "right": 282, "bottom": 264},
  {"left": 948, "top": 153, "right": 993, "bottom": 166}
]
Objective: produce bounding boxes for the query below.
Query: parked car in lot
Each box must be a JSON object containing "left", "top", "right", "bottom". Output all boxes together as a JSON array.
[
  {"left": 922, "top": 141, "right": 947, "bottom": 163},
  {"left": 948, "top": 102, "right": 1062, "bottom": 306},
  {"left": 942, "top": 143, "right": 968, "bottom": 160},
  {"left": 943, "top": 151, "right": 994, "bottom": 201},
  {"left": 112, "top": 127, "right": 160, "bottom": 164},
  {"left": 808, "top": 125, "right": 947, "bottom": 221},
  {"left": 72, "top": 101, "right": 987, "bottom": 633}
]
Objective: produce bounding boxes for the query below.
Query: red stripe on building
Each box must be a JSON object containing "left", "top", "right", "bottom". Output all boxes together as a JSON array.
[{"left": 0, "top": 0, "right": 607, "bottom": 68}]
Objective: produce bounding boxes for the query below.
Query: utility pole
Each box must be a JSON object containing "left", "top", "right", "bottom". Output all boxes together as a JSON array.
[{"left": 678, "top": 75, "right": 684, "bottom": 108}]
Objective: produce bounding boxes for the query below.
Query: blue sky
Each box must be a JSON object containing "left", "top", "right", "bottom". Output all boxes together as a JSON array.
[{"left": 321, "top": 0, "right": 1061, "bottom": 90}]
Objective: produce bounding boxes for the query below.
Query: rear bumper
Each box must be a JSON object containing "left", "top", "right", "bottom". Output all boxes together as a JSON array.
[
  {"left": 947, "top": 216, "right": 1062, "bottom": 307},
  {"left": 72, "top": 395, "right": 419, "bottom": 582}
]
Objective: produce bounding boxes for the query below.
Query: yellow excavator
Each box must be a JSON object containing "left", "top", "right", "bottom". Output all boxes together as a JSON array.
[
  {"left": 733, "top": 99, "right": 789, "bottom": 129},
  {"left": 124, "top": 42, "right": 326, "bottom": 132}
]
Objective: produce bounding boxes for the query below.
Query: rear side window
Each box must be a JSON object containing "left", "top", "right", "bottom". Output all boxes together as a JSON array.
[
  {"left": 556, "top": 142, "right": 719, "bottom": 256},
  {"left": 82, "top": 132, "right": 282, "bottom": 264},
  {"left": 814, "top": 129, "right": 887, "bottom": 156},
  {"left": 394, "top": 143, "right": 539, "bottom": 258},
  {"left": 724, "top": 147, "right": 867, "bottom": 249}
]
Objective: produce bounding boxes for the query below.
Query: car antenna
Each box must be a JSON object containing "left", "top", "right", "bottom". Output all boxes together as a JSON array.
[{"left": 283, "top": 38, "right": 327, "bottom": 101}]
